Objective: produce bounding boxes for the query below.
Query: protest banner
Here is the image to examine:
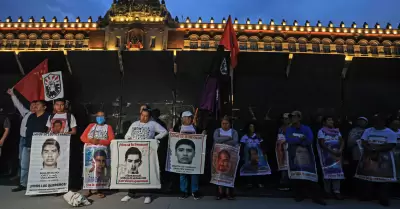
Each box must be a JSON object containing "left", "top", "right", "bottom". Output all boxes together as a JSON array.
[
  {"left": 83, "top": 144, "right": 111, "bottom": 189},
  {"left": 276, "top": 134, "right": 288, "bottom": 171},
  {"left": 355, "top": 138, "right": 397, "bottom": 182},
  {"left": 240, "top": 143, "right": 271, "bottom": 176},
  {"left": 287, "top": 144, "right": 318, "bottom": 182},
  {"left": 316, "top": 129, "right": 345, "bottom": 179},
  {"left": 166, "top": 132, "right": 206, "bottom": 174},
  {"left": 110, "top": 140, "right": 161, "bottom": 189},
  {"left": 26, "top": 133, "right": 70, "bottom": 195},
  {"left": 394, "top": 140, "right": 400, "bottom": 182},
  {"left": 210, "top": 143, "right": 240, "bottom": 188}
]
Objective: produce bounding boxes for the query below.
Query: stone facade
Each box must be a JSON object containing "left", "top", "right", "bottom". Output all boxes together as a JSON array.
[{"left": 1, "top": 0, "right": 400, "bottom": 57}]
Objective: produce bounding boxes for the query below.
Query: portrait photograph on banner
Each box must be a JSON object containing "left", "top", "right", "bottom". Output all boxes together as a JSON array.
[
  {"left": 317, "top": 129, "right": 345, "bottom": 180},
  {"left": 110, "top": 140, "right": 161, "bottom": 189},
  {"left": 166, "top": 132, "right": 206, "bottom": 174},
  {"left": 83, "top": 144, "right": 111, "bottom": 189},
  {"left": 240, "top": 144, "right": 271, "bottom": 176},
  {"left": 286, "top": 144, "right": 318, "bottom": 182},
  {"left": 210, "top": 144, "right": 240, "bottom": 188},
  {"left": 276, "top": 134, "right": 288, "bottom": 171},
  {"left": 394, "top": 141, "right": 400, "bottom": 181},
  {"left": 355, "top": 143, "right": 397, "bottom": 182},
  {"left": 42, "top": 71, "right": 64, "bottom": 101},
  {"left": 26, "top": 134, "right": 70, "bottom": 195}
]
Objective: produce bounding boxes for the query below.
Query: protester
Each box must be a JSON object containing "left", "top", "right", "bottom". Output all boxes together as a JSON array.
[
  {"left": 80, "top": 110, "right": 115, "bottom": 198},
  {"left": 213, "top": 116, "right": 239, "bottom": 200},
  {"left": 277, "top": 113, "right": 291, "bottom": 191},
  {"left": 12, "top": 100, "right": 49, "bottom": 192},
  {"left": 285, "top": 111, "right": 326, "bottom": 205},
  {"left": 7, "top": 89, "right": 35, "bottom": 179},
  {"left": 317, "top": 116, "right": 344, "bottom": 200},
  {"left": 172, "top": 111, "right": 203, "bottom": 200},
  {"left": 122, "top": 108, "right": 168, "bottom": 204},
  {"left": 46, "top": 98, "right": 77, "bottom": 135},
  {"left": 240, "top": 122, "right": 265, "bottom": 188},
  {"left": 358, "top": 113, "right": 397, "bottom": 207},
  {"left": 0, "top": 110, "right": 10, "bottom": 154}
]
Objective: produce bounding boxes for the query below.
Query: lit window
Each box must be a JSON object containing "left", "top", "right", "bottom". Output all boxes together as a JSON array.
[
  {"left": 299, "top": 43, "right": 307, "bottom": 52},
  {"left": 190, "top": 41, "right": 198, "bottom": 49},
  {"left": 250, "top": 41, "right": 258, "bottom": 50},
  {"left": 370, "top": 46, "right": 378, "bottom": 55},
  {"left": 360, "top": 45, "right": 368, "bottom": 55},
  {"left": 288, "top": 43, "right": 296, "bottom": 52},
  {"left": 312, "top": 44, "right": 320, "bottom": 52},
  {"left": 346, "top": 45, "right": 354, "bottom": 54},
  {"left": 275, "top": 42, "right": 283, "bottom": 51},
  {"left": 239, "top": 41, "right": 247, "bottom": 50},
  {"left": 264, "top": 43, "right": 272, "bottom": 51},
  {"left": 336, "top": 44, "right": 344, "bottom": 53},
  {"left": 201, "top": 41, "right": 209, "bottom": 49},
  {"left": 383, "top": 46, "right": 392, "bottom": 55},
  {"left": 323, "top": 44, "right": 331, "bottom": 53},
  {"left": 150, "top": 36, "right": 156, "bottom": 48}
]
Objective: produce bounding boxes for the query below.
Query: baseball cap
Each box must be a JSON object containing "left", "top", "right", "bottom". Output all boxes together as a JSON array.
[
  {"left": 182, "top": 111, "right": 193, "bottom": 117},
  {"left": 290, "top": 110, "right": 302, "bottom": 118}
]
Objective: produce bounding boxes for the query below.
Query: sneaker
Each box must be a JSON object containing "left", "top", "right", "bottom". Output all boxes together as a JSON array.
[
  {"left": 121, "top": 195, "right": 132, "bottom": 202},
  {"left": 144, "top": 196, "right": 152, "bottom": 204},
  {"left": 179, "top": 192, "right": 189, "bottom": 200},
  {"left": 192, "top": 191, "right": 201, "bottom": 200},
  {"left": 11, "top": 185, "right": 26, "bottom": 192}
]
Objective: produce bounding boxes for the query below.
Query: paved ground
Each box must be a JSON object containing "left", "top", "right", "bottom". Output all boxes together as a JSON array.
[{"left": 0, "top": 185, "right": 399, "bottom": 209}]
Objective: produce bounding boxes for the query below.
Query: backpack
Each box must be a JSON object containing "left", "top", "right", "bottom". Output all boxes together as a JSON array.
[{"left": 50, "top": 113, "right": 72, "bottom": 130}]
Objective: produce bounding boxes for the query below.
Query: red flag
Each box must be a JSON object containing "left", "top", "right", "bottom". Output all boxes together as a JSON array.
[
  {"left": 219, "top": 16, "right": 240, "bottom": 69},
  {"left": 14, "top": 59, "right": 48, "bottom": 102}
]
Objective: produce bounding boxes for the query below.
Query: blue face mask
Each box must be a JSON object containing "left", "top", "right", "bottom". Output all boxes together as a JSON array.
[{"left": 96, "top": 116, "right": 105, "bottom": 124}]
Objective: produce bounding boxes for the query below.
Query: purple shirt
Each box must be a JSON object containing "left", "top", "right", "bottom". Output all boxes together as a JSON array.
[{"left": 285, "top": 124, "right": 314, "bottom": 146}]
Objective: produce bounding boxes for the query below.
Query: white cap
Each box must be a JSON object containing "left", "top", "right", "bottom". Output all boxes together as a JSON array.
[{"left": 182, "top": 111, "right": 193, "bottom": 117}]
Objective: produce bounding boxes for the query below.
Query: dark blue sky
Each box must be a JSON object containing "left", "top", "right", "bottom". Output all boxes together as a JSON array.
[{"left": 1, "top": 0, "right": 399, "bottom": 26}]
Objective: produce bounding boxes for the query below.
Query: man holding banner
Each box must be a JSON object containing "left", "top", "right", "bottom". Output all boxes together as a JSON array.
[
  {"left": 12, "top": 100, "right": 50, "bottom": 192},
  {"left": 119, "top": 108, "right": 167, "bottom": 204},
  {"left": 356, "top": 113, "right": 397, "bottom": 207},
  {"left": 285, "top": 111, "right": 326, "bottom": 205},
  {"left": 167, "top": 111, "right": 206, "bottom": 200}
]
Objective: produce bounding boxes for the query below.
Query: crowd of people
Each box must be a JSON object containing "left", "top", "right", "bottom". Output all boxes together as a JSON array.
[{"left": 0, "top": 88, "right": 399, "bottom": 207}]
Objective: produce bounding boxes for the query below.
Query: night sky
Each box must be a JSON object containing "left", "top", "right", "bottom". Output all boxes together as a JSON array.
[{"left": 1, "top": 0, "right": 399, "bottom": 26}]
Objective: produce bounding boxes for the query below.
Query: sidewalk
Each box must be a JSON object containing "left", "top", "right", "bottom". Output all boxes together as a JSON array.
[{"left": 0, "top": 185, "right": 399, "bottom": 209}]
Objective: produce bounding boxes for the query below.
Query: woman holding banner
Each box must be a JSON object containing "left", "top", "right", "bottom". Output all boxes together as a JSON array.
[
  {"left": 173, "top": 111, "right": 204, "bottom": 200},
  {"left": 276, "top": 113, "right": 290, "bottom": 191},
  {"left": 240, "top": 122, "right": 271, "bottom": 187},
  {"left": 212, "top": 116, "right": 239, "bottom": 200},
  {"left": 317, "top": 116, "right": 344, "bottom": 200},
  {"left": 80, "top": 111, "right": 115, "bottom": 198},
  {"left": 122, "top": 108, "right": 168, "bottom": 204}
]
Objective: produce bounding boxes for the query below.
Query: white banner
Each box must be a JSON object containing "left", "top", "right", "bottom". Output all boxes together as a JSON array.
[
  {"left": 26, "top": 133, "right": 70, "bottom": 195},
  {"left": 83, "top": 144, "right": 111, "bottom": 189},
  {"left": 110, "top": 140, "right": 161, "bottom": 189},
  {"left": 42, "top": 71, "right": 64, "bottom": 101},
  {"left": 166, "top": 132, "right": 206, "bottom": 174}
]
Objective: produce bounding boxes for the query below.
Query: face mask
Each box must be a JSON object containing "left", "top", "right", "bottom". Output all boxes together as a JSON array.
[{"left": 96, "top": 116, "right": 105, "bottom": 124}]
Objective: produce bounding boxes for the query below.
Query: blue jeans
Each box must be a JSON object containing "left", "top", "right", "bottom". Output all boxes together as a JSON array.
[
  {"left": 180, "top": 174, "right": 199, "bottom": 193},
  {"left": 19, "top": 137, "right": 26, "bottom": 159},
  {"left": 20, "top": 147, "right": 30, "bottom": 187}
]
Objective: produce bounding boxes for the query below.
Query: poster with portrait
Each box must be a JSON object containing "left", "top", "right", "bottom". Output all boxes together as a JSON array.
[
  {"left": 287, "top": 143, "right": 318, "bottom": 182},
  {"left": 240, "top": 144, "right": 271, "bottom": 176},
  {"left": 110, "top": 140, "right": 161, "bottom": 189},
  {"left": 210, "top": 144, "right": 240, "bottom": 188},
  {"left": 26, "top": 133, "right": 70, "bottom": 195},
  {"left": 276, "top": 134, "right": 288, "bottom": 171},
  {"left": 317, "top": 141, "right": 345, "bottom": 180},
  {"left": 166, "top": 132, "right": 206, "bottom": 174},
  {"left": 83, "top": 144, "right": 111, "bottom": 189},
  {"left": 355, "top": 137, "right": 397, "bottom": 182},
  {"left": 42, "top": 71, "right": 64, "bottom": 101},
  {"left": 395, "top": 139, "right": 400, "bottom": 181}
]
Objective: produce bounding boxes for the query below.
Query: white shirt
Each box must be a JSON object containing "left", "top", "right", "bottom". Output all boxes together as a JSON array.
[
  {"left": 125, "top": 120, "right": 167, "bottom": 140},
  {"left": 46, "top": 113, "right": 77, "bottom": 133},
  {"left": 88, "top": 124, "right": 109, "bottom": 140},
  {"left": 180, "top": 125, "right": 196, "bottom": 134},
  {"left": 219, "top": 128, "right": 232, "bottom": 137},
  {"left": 361, "top": 127, "right": 397, "bottom": 145},
  {"left": 317, "top": 129, "right": 342, "bottom": 142},
  {"left": 11, "top": 95, "right": 32, "bottom": 137}
]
